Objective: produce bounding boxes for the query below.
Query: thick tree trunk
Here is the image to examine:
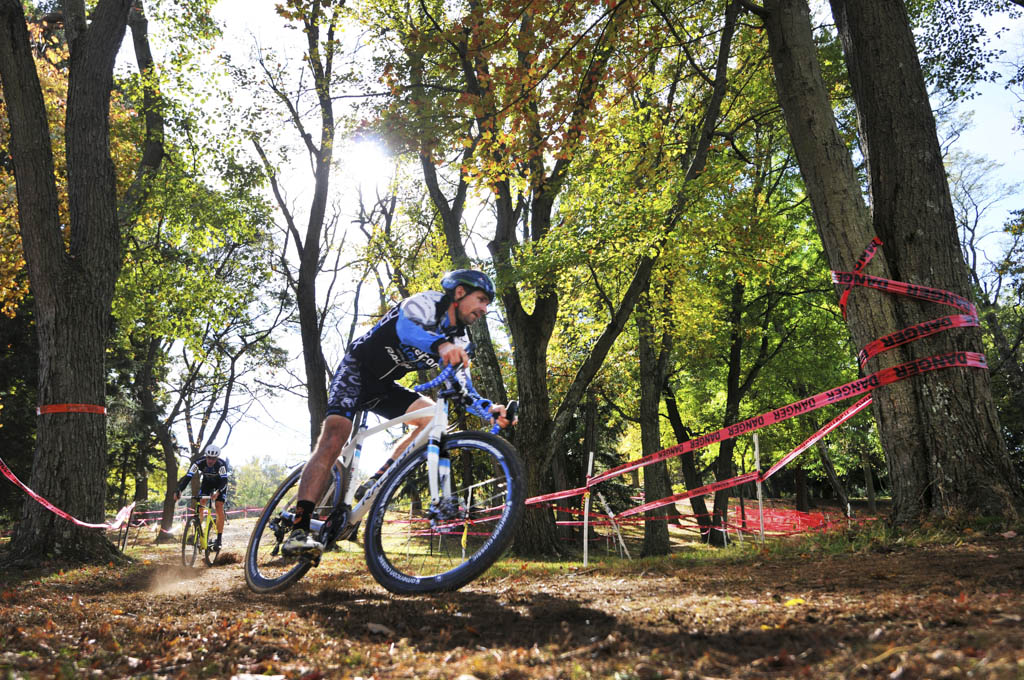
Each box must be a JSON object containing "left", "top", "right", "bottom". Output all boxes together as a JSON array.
[
  {"left": 504, "top": 284, "right": 562, "bottom": 555},
  {"left": 829, "top": 0, "right": 1023, "bottom": 523},
  {"left": 761, "top": 0, "right": 1023, "bottom": 526},
  {"left": 1, "top": 0, "right": 136, "bottom": 563}
]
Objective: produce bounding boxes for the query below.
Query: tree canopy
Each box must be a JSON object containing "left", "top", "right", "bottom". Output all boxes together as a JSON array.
[{"left": 1, "top": 0, "right": 1022, "bottom": 562}]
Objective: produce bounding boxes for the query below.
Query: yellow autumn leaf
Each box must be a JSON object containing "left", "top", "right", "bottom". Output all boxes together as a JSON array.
[{"left": 784, "top": 598, "right": 806, "bottom": 607}]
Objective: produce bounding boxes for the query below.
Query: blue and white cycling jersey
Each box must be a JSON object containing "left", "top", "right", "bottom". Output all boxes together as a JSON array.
[
  {"left": 348, "top": 291, "right": 472, "bottom": 381},
  {"left": 326, "top": 291, "right": 473, "bottom": 419}
]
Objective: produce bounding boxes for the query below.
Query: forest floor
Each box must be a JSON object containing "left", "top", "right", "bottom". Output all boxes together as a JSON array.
[{"left": 1, "top": 510, "right": 1023, "bottom": 679}]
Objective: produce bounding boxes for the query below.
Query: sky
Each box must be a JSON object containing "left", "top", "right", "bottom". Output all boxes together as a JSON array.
[
  {"left": 180, "top": 2, "right": 1024, "bottom": 474},
  {"left": 952, "top": 15, "right": 1024, "bottom": 240}
]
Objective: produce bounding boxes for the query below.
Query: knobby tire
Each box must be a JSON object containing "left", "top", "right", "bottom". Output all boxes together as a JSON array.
[
  {"left": 244, "top": 464, "right": 341, "bottom": 593},
  {"left": 204, "top": 515, "right": 220, "bottom": 566},
  {"left": 363, "top": 431, "right": 525, "bottom": 594},
  {"left": 181, "top": 515, "right": 201, "bottom": 568}
]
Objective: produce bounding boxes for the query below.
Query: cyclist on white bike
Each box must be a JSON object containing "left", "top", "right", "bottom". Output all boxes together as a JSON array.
[
  {"left": 282, "top": 269, "right": 513, "bottom": 557},
  {"left": 174, "top": 445, "right": 229, "bottom": 550}
]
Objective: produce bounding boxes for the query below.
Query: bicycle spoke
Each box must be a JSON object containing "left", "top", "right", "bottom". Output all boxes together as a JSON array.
[
  {"left": 245, "top": 464, "right": 342, "bottom": 592},
  {"left": 365, "top": 432, "right": 524, "bottom": 593}
]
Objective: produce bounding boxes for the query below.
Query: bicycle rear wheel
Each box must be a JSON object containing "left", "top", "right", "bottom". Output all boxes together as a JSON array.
[
  {"left": 364, "top": 431, "right": 525, "bottom": 594},
  {"left": 244, "top": 463, "right": 341, "bottom": 593},
  {"left": 181, "top": 515, "right": 201, "bottom": 568}
]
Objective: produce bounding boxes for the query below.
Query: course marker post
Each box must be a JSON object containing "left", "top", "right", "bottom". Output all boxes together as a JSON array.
[
  {"left": 598, "top": 491, "right": 631, "bottom": 560},
  {"left": 583, "top": 451, "right": 594, "bottom": 567},
  {"left": 755, "top": 433, "right": 765, "bottom": 546}
]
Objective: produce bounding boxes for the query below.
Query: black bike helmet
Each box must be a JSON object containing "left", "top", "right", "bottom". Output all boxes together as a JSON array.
[{"left": 440, "top": 269, "right": 496, "bottom": 301}]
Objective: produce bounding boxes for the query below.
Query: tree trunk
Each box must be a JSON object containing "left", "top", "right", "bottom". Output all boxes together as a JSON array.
[
  {"left": 709, "top": 281, "right": 747, "bottom": 547},
  {"left": 796, "top": 383, "right": 851, "bottom": 515},
  {"left": 861, "top": 447, "right": 877, "bottom": 514},
  {"left": 761, "top": 0, "right": 1023, "bottom": 526},
  {"left": 551, "top": 451, "right": 575, "bottom": 541},
  {"left": 829, "top": 0, "right": 1023, "bottom": 523},
  {"left": 420, "top": 152, "right": 508, "bottom": 407},
  {"left": 795, "top": 468, "right": 811, "bottom": 512},
  {"left": 814, "top": 439, "right": 851, "bottom": 517},
  {"left": 637, "top": 295, "right": 671, "bottom": 556},
  {"left": 582, "top": 393, "right": 598, "bottom": 542},
  {"left": 503, "top": 280, "right": 562, "bottom": 555},
  {"left": 133, "top": 453, "right": 148, "bottom": 504},
  {"left": 295, "top": 113, "right": 333, "bottom": 445},
  {"left": 663, "top": 383, "right": 714, "bottom": 537},
  {"left": 1, "top": 0, "right": 135, "bottom": 563},
  {"left": 136, "top": 339, "right": 181, "bottom": 544}
]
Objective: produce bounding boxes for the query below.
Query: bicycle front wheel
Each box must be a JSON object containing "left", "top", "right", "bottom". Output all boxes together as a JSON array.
[
  {"left": 181, "top": 516, "right": 201, "bottom": 568},
  {"left": 364, "top": 431, "right": 525, "bottom": 594},
  {"left": 244, "top": 464, "right": 341, "bottom": 593},
  {"left": 204, "top": 519, "right": 220, "bottom": 566}
]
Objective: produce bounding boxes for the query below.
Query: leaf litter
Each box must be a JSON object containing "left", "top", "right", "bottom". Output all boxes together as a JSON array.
[{"left": 0, "top": 531, "right": 1022, "bottom": 678}]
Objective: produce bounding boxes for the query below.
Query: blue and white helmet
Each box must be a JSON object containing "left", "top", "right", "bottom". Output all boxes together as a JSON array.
[{"left": 440, "top": 269, "right": 496, "bottom": 301}]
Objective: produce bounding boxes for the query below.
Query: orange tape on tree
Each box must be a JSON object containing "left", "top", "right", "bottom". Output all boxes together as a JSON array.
[{"left": 36, "top": 404, "right": 107, "bottom": 416}]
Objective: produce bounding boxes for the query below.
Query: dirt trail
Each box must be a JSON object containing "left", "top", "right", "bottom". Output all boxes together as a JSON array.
[{"left": 1, "top": 528, "right": 1023, "bottom": 679}]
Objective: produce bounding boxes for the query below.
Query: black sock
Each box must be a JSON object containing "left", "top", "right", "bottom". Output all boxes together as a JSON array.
[{"left": 295, "top": 500, "right": 316, "bottom": 531}]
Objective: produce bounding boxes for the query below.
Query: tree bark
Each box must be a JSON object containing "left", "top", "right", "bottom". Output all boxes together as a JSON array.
[
  {"left": 1, "top": 0, "right": 135, "bottom": 563},
  {"left": 760, "top": 0, "right": 1023, "bottom": 525},
  {"left": 637, "top": 291, "right": 672, "bottom": 556},
  {"left": 861, "top": 446, "right": 877, "bottom": 513},
  {"left": 663, "top": 383, "right": 713, "bottom": 538},
  {"left": 829, "top": 0, "right": 1023, "bottom": 522}
]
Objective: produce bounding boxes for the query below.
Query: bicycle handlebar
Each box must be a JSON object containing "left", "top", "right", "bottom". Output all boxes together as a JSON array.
[{"left": 413, "top": 364, "right": 516, "bottom": 434}]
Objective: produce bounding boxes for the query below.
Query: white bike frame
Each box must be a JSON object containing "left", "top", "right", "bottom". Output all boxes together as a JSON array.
[{"left": 306, "top": 396, "right": 454, "bottom": 537}]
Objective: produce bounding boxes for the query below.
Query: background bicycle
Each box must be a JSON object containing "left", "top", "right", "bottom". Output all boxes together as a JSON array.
[
  {"left": 244, "top": 364, "right": 524, "bottom": 595},
  {"left": 181, "top": 494, "right": 221, "bottom": 567}
]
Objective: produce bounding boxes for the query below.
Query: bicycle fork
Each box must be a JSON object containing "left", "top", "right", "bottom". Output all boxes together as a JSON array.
[{"left": 425, "top": 401, "right": 465, "bottom": 530}]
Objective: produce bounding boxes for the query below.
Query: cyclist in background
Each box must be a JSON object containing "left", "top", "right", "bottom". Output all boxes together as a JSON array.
[
  {"left": 175, "top": 445, "right": 229, "bottom": 550},
  {"left": 282, "top": 269, "right": 513, "bottom": 557}
]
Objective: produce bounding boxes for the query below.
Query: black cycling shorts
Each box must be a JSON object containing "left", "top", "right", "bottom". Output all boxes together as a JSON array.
[{"left": 326, "top": 354, "right": 420, "bottom": 421}]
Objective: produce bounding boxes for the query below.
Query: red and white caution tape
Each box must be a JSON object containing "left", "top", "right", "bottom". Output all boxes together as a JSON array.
[
  {"left": 0, "top": 456, "right": 134, "bottom": 530},
  {"left": 526, "top": 238, "right": 987, "bottom": 525}
]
